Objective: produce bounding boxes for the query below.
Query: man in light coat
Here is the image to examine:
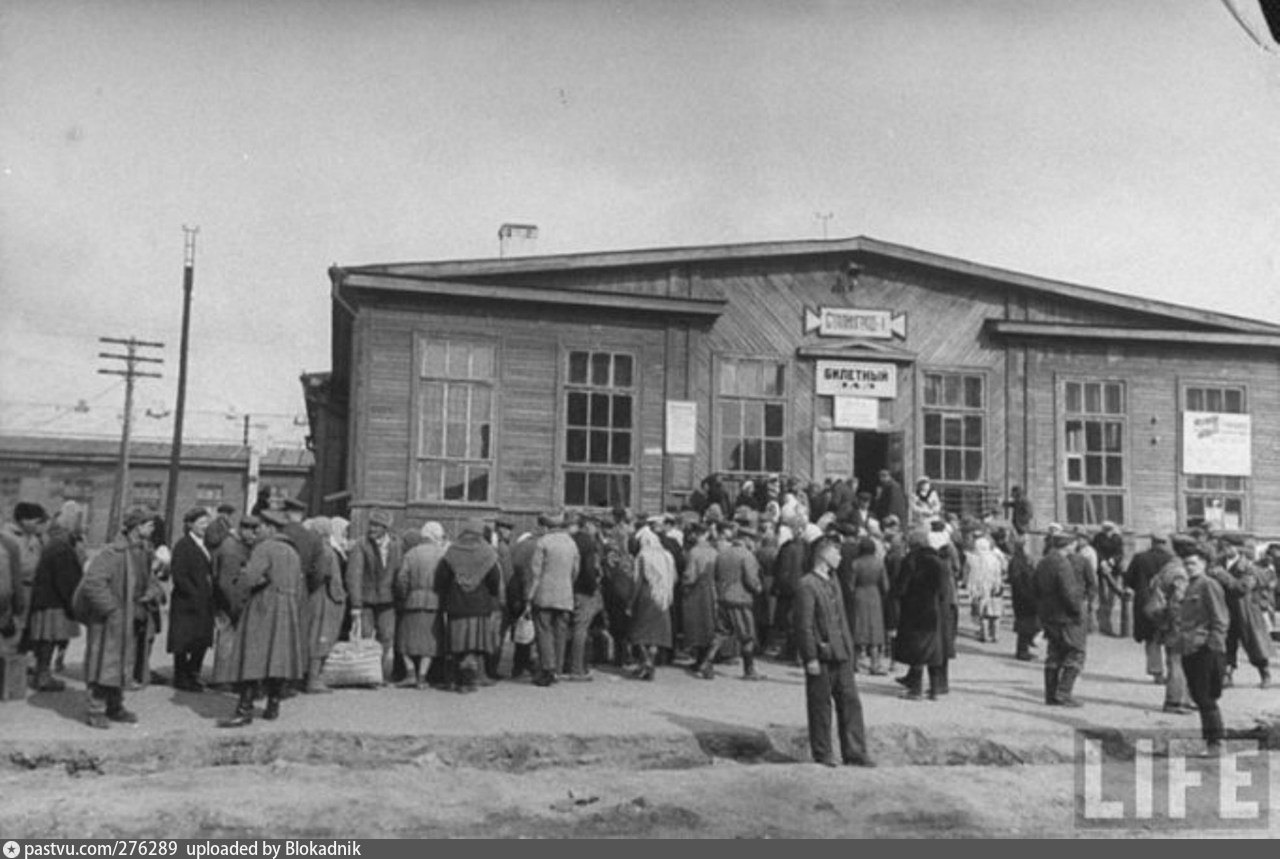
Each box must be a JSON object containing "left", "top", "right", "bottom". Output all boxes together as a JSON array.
[{"left": 526, "top": 511, "right": 579, "bottom": 687}]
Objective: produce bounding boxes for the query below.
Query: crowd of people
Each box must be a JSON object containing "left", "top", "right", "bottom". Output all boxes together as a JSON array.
[{"left": 0, "top": 468, "right": 1275, "bottom": 761}]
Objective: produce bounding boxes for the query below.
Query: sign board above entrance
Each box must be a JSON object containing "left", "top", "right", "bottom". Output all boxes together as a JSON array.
[
  {"left": 804, "top": 306, "right": 907, "bottom": 340},
  {"left": 815, "top": 360, "right": 897, "bottom": 398}
]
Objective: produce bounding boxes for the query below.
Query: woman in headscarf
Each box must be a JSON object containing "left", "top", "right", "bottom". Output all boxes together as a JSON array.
[
  {"left": 23, "top": 501, "right": 85, "bottom": 691},
  {"left": 628, "top": 526, "right": 675, "bottom": 681},
  {"left": 965, "top": 534, "right": 1007, "bottom": 644},
  {"left": 435, "top": 519, "right": 501, "bottom": 693},
  {"left": 394, "top": 520, "right": 448, "bottom": 689},
  {"left": 303, "top": 516, "right": 348, "bottom": 693}
]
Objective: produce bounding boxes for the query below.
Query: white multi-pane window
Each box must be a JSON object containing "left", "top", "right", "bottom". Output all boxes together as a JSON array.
[
  {"left": 415, "top": 338, "right": 495, "bottom": 504},
  {"left": 1183, "top": 384, "right": 1247, "bottom": 529},
  {"left": 1062, "top": 379, "right": 1126, "bottom": 525},
  {"left": 718, "top": 357, "right": 786, "bottom": 476},
  {"left": 563, "top": 350, "right": 634, "bottom": 508}
]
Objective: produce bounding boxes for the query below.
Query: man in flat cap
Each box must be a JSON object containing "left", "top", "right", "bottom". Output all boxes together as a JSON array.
[
  {"left": 527, "top": 511, "right": 579, "bottom": 687},
  {"left": 167, "top": 506, "right": 215, "bottom": 692},
  {"left": 280, "top": 496, "right": 326, "bottom": 689},
  {"left": 203, "top": 503, "right": 238, "bottom": 552},
  {"left": 78, "top": 508, "right": 155, "bottom": 728},
  {"left": 1033, "top": 530, "right": 1088, "bottom": 707},
  {"left": 346, "top": 509, "right": 404, "bottom": 683}
]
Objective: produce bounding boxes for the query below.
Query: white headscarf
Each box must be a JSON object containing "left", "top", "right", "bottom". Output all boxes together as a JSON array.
[{"left": 636, "top": 527, "right": 676, "bottom": 612}]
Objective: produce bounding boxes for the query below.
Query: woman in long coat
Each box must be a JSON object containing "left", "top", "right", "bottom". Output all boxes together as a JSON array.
[
  {"left": 892, "top": 530, "right": 952, "bottom": 699},
  {"left": 23, "top": 501, "right": 85, "bottom": 692},
  {"left": 394, "top": 520, "right": 447, "bottom": 689},
  {"left": 167, "top": 507, "right": 215, "bottom": 692},
  {"left": 680, "top": 524, "right": 718, "bottom": 669},
  {"left": 219, "top": 511, "right": 305, "bottom": 727},
  {"left": 629, "top": 527, "right": 675, "bottom": 680},
  {"left": 841, "top": 536, "right": 888, "bottom": 675},
  {"left": 79, "top": 508, "right": 156, "bottom": 728},
  {"left": 304, "top": 517, "right": 348, "bottom": 693},
  {"left": 435, "top": 519, "right": 502, "bottom": 693}
]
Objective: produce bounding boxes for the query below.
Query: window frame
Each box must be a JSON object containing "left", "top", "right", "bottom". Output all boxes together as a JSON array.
[
  {"left": 130, "top": 480, "right": 163, "bottom": 511},
  {"left": 1058, "top": 376, "right": 1129, "bottom": 527},
  {"left": 919, "top": 367, "right": 988, "bottom": 489},
  {"left": 1180, "top": 380, "right": 1249, "bottom": 530},
  {"left": 713, "top": 353, "right": 790, "bottom": 481},
  {"left": 560, "top": 347, "right": 637, "bottom": 510},
  {"left": 410, "top": 333, "right": 499, "bottom": 507}
]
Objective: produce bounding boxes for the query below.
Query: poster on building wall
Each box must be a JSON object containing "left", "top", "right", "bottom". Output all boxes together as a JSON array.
[
  {"left": 665, "top": 400, "right": 698, "bottom": 456},
  {"left": 814, "top": 360, "right": 897, "bottom": 398},
  {"left": 833, "top": 396, "right": 879, "bottom": 429},
  {"left": 1182, "top": 411, "right": 1251, "bottom": 476}
]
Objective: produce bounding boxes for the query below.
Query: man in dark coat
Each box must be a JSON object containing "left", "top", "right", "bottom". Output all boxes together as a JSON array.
[
  {"left": 796, "top": 538, "right": 873, "bottom": 768},
  {"left": 80, "top": 508, "right": 155, "bottom": 728},
  {"left": 281, "top": 497, "right": 326, "bottom": 683},
  {"left": 892, "top": 529, "right": 952, "bottom": 700},
  {"left": 769, "top": 517, "right": 809, "bottom": 661},
  {"left": 218, "top": 510, "right": 305, "bottom": 727},
  {"left": 22, "top": 504, "right": 85, "bottom": 691},
  {"left": 210, "top": 515, "right": 258, "bottom": 688},
  {"left": 872, "top": 470, "right": 909, "bottom": 529},
  {"left": 1034, "top": 531, "right": 1088, "bottom": 707},
  {"left": 168, "top": 507, "right": 215, "bottom": 692},
  {"left": 1125, "top": 533, "right": 1175, "bottom": 682},
  {"left": 566, "top": 514, "right": 605, "bottom": 680},
  {"left": 1006, "top": 533, "right": 1040, "bottom": 661}
]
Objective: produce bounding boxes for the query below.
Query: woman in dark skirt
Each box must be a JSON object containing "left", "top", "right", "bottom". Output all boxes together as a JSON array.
[
  {"left": 436, "top": 519, "right": 502, "bottom": 694},
  {"left": 629, "top": 527, "right": 676, "bottom": 680},
  {"left": 394, "top": 521, "right": 448, "bottom": 689},
  {"left": 23, "top": 501, "right": 85, "bottom": 692}
]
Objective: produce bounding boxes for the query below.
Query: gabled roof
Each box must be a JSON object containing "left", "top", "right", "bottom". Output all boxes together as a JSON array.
[{"left": 335, "top": 235, "right": 1280, "bottom": 336}]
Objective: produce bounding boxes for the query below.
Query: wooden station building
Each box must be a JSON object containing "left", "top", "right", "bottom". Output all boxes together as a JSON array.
[{"left": 314, "top": 236, "right": 1280, "bottom": 538}]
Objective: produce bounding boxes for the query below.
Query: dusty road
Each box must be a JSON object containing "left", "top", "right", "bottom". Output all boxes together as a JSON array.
[{"left": 3, "top": 628, "right": 1278, "bottom": 838}]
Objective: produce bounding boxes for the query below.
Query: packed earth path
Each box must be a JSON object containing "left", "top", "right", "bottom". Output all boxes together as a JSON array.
[{"left": 3, "top": 627, "right": 1279, "bottom": 838}]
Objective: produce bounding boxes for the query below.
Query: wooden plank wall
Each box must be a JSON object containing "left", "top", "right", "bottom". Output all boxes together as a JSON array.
[{"left": 1024, "top": 343, "right": 1280, "bottom": 534}]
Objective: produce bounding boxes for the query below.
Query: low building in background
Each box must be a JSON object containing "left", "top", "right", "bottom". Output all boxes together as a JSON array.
[{"left": 0, "top": 435, "right": 312, "bottom": 546}]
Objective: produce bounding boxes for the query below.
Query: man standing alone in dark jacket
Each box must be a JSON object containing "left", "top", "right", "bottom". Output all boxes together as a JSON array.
[
  {"left": 796, "top": 537, "right": 873, "bottom": 768},
  {"left": 1126, "top": 533, "right": 1175, "bottom": 683}
]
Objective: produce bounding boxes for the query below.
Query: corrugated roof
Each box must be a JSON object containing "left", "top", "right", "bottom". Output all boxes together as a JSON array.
[{"left": 0, "top": 435, "right": 313, "bottom": 470}]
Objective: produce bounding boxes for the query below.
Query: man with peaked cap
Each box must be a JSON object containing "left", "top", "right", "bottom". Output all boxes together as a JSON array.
[
  {"left": 696, "top": 521, "right": 765, "bottom": 680},
  {"left": 79, "top": 507, "right": 155, "bottom": 728},
  {"left": 279, "top": 496, "right": 326, "bottom": 686},
  {"left": 345, "top": 508, "right": 404, "bottom": 683},
  {"left": 218, "top": 509, "right": 305, "bottom": 727},
  {"left": 527, "top": 511, "right": 579, "bottom": 687},
  {"left": 210, "top": 515, "right": 259, "bottom": 689},
  {"left": 1033, "top": 530, "right": 1087, "bottom": 707}
]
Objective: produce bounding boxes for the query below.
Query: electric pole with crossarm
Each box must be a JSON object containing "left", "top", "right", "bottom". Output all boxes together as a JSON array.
[{"left": 99, "top": 336, "right": 164, "bottom": 535}]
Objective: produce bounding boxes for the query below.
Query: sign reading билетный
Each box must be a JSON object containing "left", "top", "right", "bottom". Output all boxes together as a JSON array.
[{"left": 815, "top": 360, "right": 897, "bottom": 398}]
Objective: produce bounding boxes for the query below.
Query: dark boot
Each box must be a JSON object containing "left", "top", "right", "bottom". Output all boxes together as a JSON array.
[
  {"left": 1055, "top": 667, "right": 1083, "bottom": 707},
  {"left": 32, "top": 642, "right": 65, "bottom": 692},
  {"left": 693, "top": 645, "right": 717, "bottom": 680},
  {"left": 263, "top": 696, "right": 280, "bottom": 720},
  {"left": 741, "top": 646, "right": 765, "bottom": 681},
  {"left": 1044, "top": 666, "right": 1060, "bottom": 705},
  {"left": 218, "top": 686, "right": 256, "bottom": 728}
]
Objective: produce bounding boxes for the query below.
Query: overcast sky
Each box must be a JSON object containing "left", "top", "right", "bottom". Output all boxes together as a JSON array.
[{"left": 3, "top": 0, "right": 1280, "bottom": 446}]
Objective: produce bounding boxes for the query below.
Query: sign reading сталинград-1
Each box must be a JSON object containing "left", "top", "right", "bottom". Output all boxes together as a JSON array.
[
  {"left": 804, "top": 306, "right": 907, "bottom": 340},
  {"left": 815, "top": 360, "right": 897, "bottom": 398}
]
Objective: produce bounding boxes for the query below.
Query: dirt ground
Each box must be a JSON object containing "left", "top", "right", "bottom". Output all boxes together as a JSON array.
[{"left": 3, "top": 629, "right": 1279, "bottom": 838}]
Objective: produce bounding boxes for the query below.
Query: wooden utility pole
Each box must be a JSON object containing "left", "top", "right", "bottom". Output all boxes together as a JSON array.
[
  {"left": 164, "top": 226, "right": 199, "bottom": 537},
  {"left": 100, "top": 336, "right": 164, "bottom": 535}
]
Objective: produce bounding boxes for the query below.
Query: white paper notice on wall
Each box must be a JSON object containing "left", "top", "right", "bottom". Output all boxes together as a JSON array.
[
  {"left": 833, "top": 396, "right": 879, "bottom": 429},
  {"left": 1182, "top": 412, "right": 1251, "bottom": 476},
  {"left": 665, "top": 400, "right": 698, "bottom": 456}
]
